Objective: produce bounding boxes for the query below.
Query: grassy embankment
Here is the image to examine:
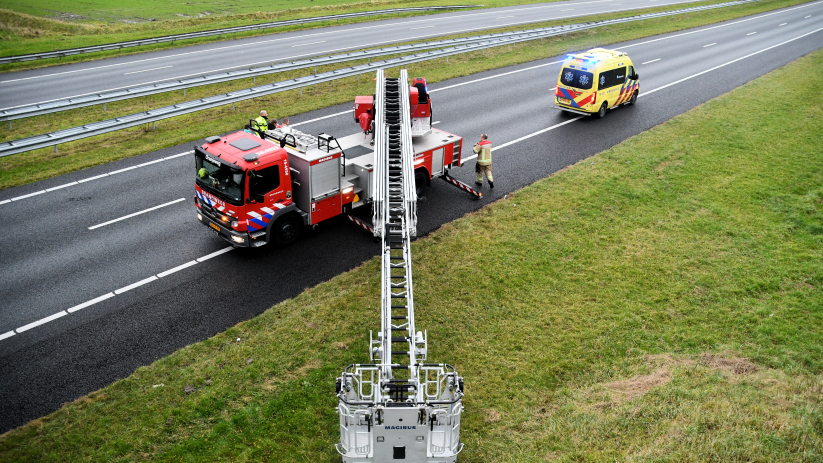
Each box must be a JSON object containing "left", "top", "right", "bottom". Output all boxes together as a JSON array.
[
  {"left": 0, "top": 0, "right": 812, "bottom": 192},
  {"left": 1, "top": 32, "right": 821, "bottom": 463}
]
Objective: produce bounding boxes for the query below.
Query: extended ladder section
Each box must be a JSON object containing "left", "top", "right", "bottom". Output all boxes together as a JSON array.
[{"left": 335, "top": 70, "right": 464, "bottom": 462}]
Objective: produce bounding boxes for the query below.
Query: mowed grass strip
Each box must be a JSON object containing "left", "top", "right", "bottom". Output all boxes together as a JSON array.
[
  {"left": 0, "top": 0, "right": 812, "bottom": 192},
  {"left": 2, "top": 37, "right": 822, "bottom": 463}
]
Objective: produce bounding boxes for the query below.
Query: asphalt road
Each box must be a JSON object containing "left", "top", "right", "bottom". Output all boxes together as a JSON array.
[
  {"left": 0, "top": 1, "right": 821, "bottom": 433},
  {"left": 2, "top": 0, "right": 710, "bottom": 109}
]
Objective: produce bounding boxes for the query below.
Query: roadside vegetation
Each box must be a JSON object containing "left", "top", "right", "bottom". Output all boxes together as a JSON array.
[
  {"left": 0, "top": 0, "right": 813, "bottom": 192},
  {"left": 0, "top": 39, "right": 820, "bottom": 462}
]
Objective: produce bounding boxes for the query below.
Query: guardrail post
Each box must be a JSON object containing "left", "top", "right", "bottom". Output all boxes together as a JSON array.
[
  {"left": 446, "top": 56, "right": 449, "bottom": 63},
  {"left": 103, "top": 103, "right": 106, "bottom": 111},
  {"left": 8, "top": 121, "right": 12, "bottom": 130},
  {"left": 152, "top": 122, "right": 156, "bottom": 130},
  {"left": 232, "top": 102, "right": 235, "bottom": 111},
  {"left": 300, "top": 87, "right": 303, "bottom": 96},
  {"left": 254, "top": 77, "right": 256, "bottom": 83},
  {"left": 54, "top": 145, "right": 58, "bottom": 154}
]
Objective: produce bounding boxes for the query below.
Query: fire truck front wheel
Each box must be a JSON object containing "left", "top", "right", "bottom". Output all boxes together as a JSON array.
[{"left": 271, "top": 214, "right": 301, "bottom": 245}]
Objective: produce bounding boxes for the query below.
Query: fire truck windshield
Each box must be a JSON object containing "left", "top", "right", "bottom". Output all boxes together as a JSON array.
[{"left": 195, "top": 151, "right": 244, "bottom": 203}]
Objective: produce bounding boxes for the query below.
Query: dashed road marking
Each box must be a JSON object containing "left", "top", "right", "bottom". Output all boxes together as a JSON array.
[
  {"left": 642, "top": 58, "right": 661, "bottom": 64},
  {"left": 1, "top": 151, "right": 192, "bottom": 207},
  {"left": 4, "top": 246, "right": 233, "bottom": 340},
  {"left": 88, "top": 197, "right": 186, "bottom": 230}
]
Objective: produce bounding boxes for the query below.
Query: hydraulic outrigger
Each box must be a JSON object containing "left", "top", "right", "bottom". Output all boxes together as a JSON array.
[{"left": 335, "top": 69, "right": 465, "bottom": 462}]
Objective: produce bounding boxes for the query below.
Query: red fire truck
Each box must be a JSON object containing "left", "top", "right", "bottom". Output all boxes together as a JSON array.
[{"left": 194, "top": 77, "right": 479, "bottom": 248}]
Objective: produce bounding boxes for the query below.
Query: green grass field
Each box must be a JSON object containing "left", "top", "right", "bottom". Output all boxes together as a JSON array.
[
  {"left": 0, "top": 0, "right": 811, "bottom": 192},
  {"left": 0, "top": 35, "right": 820, "bottom": 463}
]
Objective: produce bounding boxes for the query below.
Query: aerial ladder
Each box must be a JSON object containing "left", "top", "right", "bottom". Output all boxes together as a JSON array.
[{"left": 335, "top": 69, "right": 465, "bottom": 462}]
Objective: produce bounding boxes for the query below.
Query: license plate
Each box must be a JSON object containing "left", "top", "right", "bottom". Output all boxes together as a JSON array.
[
  {"left": 209, "top": 222, "right": 220, "bottom": 232},
  {"left": 559, "top": 98, "right": 571, "bottom": 105}
]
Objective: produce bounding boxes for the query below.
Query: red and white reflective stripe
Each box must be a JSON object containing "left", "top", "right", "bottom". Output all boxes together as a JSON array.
[
  {"left": 247, "top": 211, "right": 263, "bottom": 219},
  {"left": 261, "top": 207, "right": 276, "bottom": 215}
]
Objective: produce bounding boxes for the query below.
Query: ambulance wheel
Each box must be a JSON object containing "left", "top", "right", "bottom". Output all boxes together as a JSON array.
[
  {"left": 596, "top": 102, "right": 608, "bottom": 118},
  {"left": 629, "top": 91, "right": 638, "bottom": 105},
  {"left": 272, "top": 215, "right": 301, "bottom": 245}
]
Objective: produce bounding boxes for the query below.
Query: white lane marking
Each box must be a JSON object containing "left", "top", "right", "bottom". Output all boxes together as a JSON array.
[
  {"left": 10, "top": 190, "right": 46, "bottom": 201},
  {"left": 291, "top": 109, "right": 353, "bottom": 126},
  {"left": 498, "top": 16, "right": 515, "bottom": 18},
  {"left": 432, "top": 121, "right": 441, "bottom": 125},
  {"left": 806, "top": 15, "right": 812, "bottom": 18},
  {"left": 124, "top": 65, "right": 173, "bottom": 75},
  {"left": 88, "top": 197, "right": 186, "bottom": 230},
  {"left": 703, "top": 43, "right": 717, "bottom": 47},
  {"left": 67, "top": 293, "right": 115, "bottom": 313},
  {"left": 561, "top": 9, "right": 575, "bottom": 11},
  {"left": 642, "top": 58, "right": 661, "bottom": 64},
  {"left": 616, "top": 1, "right": 821, "bottom": 51},
  {"left": 46, "top": 181, "right": 78, "bottom": 192},
  {"left": 643, "top": 26, "right": 823, "bottom": 97},
  {"left": 4, "top": 245, "right": 235, "bottom": 338},
  {"left": 292, "top": 40, "right": 326, "bottom": 47},
  {"left": 1, "top": 151, "right": 192, "bottom": 206},
  {"left": 779, "top": 23, "right": 787, "bottom": 26},
  {"left": 114, "top": 276, "right": 159, "bottom": 295},
  {"left": 411, "top": 25, "right": 435, "bottom": 29},
  {"left": 15, "top": 311, "right": 68, "bottom": 333},
  {"left": 747, "top": 32, "right": 757, "bottom": 35},
  {"left": 108, "top": 165, "right": 141, "bottom": 175},
  {"left": 157, "top": 260, "right": 198, "bottom": 278},
  {"left": 137, "top": 158, "right": 166, "bottom": 167},
  {"left": 197, "top": 246, "right": 234, "bottom": 262},
  {"left": 462, "top": 116, "right": 584, "bottom": 162},
  {"left": 0, "top": 0, "right": 714, "bottom": 94},
  {"left": 77, "top": 173, "right": 109, "bottom": 183}
]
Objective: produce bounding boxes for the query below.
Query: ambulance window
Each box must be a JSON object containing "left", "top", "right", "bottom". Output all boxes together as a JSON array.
[
  {"left": 628, "top": 66, "right": 636, "bottom": 78},
  {"left": 598, "top": 67, "right": 627, "bottom": 89},
  {"left": 560, "top": 67, "right": 593, "bottom": 90},
  {"left": 249, "top": 164, "right": 281, "bottom": 197}
]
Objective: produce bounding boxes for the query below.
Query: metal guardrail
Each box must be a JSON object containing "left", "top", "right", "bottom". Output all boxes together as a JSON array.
[
  {"left": 0, "top": 6, "right": 478, "bottom": 65},
  {"left": 0, "top": 27, "right": 620, "bottom": 123},
  {"left": 0, "top": 0, "right": 760, "bottom": 157},
  {"left": 0, "top": 0, "right": 759, "bottom": 122}
]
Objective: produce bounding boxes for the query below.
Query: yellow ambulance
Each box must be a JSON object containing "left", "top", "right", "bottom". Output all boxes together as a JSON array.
[{"left": 554, "top": 48, "right": 639, "bottom": 118}]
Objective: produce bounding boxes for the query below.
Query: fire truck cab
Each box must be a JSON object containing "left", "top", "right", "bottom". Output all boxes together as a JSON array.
[{"left": 195, "top": 76, "right": 475, "bottom": 249}]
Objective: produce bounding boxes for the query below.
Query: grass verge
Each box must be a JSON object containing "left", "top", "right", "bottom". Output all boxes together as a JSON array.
[
  {"left": 1, "top": 30, "right": 821, "bottom": 463},
  {"left": 0, "top": 0, "right": 813, "bottom": 192}
]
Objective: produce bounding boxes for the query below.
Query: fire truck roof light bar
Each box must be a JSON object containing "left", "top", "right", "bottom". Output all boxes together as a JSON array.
[{"left": 0, "top": 0, "right": 760, "bottom": 157}]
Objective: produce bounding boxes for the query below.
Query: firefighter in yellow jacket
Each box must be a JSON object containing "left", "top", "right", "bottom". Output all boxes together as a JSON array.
[{"left": 473, "top": 134, "right": 493, "bottom": 188}]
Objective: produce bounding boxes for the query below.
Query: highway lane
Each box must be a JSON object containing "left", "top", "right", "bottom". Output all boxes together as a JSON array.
[
  {"left": 0, "top": 3, "right": 821, "bottom": 432},
  {"left": 1, "top": 0, "right": 709, "bottom": 109}
]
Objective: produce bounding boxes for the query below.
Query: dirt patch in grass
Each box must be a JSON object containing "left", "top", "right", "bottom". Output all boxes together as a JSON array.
[
  {"left": 604, "top": 367, "right": 672, "bottom": 403},
  {"left": 700, "top": 352, "right": 758, "bottom": 375}
]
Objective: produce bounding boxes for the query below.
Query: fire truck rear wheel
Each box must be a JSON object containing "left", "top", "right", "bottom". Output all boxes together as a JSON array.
[
  {"left": 596, "top": 102, "right": 608, "bottom": 118},
  {"left": 415, "top": 169, "right": 427, "bottom": 196},
  {"left": 272, "top": 215, "right": 301, "bottom": 245}
]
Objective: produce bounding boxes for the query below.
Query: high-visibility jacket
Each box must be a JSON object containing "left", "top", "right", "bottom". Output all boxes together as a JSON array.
[
  {"left": 473, "top": 140, "right": 492, "bottom": 165},
  {"left": 253, "top": 116, "right": 269, "bottom": 133}
]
